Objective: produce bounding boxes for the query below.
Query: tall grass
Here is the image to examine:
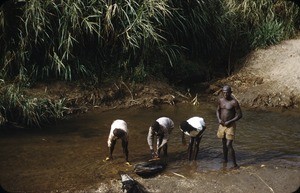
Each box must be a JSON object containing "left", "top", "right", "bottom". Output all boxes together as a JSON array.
[
  {"left": 224, "top": 0, "right": 299, "bottom": 48},
  {"left": 0, "top": 0, "right": 298, "bottom": 82},
  {"left": 0, "top": 0, "right": 299, "bottom": 127},
  {"left": 0, "top": 0, "right": 175, "bottom": 83},
  {"left": 165, "top": 0, "right": 299, "bottom": 77},
  {"left": 167, "top": 1, "right": 229, "bottom": 60},
  {"left": 0, "top": 83, "right": 68, "bottom": 127}
]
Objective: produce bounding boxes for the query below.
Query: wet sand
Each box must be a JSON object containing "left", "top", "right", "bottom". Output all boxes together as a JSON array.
[
  {"left": 95, "top": 165, "right": 300, "bottom": 193},
  {"left": 1, "top": 159, "right": 299, "bottom": 193}
]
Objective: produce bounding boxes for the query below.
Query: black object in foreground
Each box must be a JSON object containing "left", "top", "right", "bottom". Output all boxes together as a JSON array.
[
  {"left": 134, "top": 160, "right": 167, "bottom": 178},
  {"left": 119, "top": 172, "right": 148, "bottom": 193},
  {"left": 0, "top": 185, "right": 10, "bottom": 193}
]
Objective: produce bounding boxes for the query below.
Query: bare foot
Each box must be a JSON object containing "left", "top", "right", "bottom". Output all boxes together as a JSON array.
[
  {"left": 222, "top": 159, "right": 228, "bottom": 163},
  {"left": 222, "top": 162, "right": 227, "bottom": 168},
  {"left": 125, "top": 162, "right": 132, "bottom": 166},
  {"left": 103, "top": 157, "right": 112, "bottom": 162},
  {"left": 230, "top": 165, "right": 240, "bottom": 170}
]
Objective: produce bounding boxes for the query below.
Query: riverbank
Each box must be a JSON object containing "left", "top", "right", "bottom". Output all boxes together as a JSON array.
[
  {"left": 208, "top": 36, "right": 300, "bottom": 111},
  {"left": 95, "top": 165, "right": 300, "bottom": 193},
  {"left": 1, "top": 36, "right": 300, "bottom": 128},
  {"left": 18, "top": 37, "right": 300, "bottom": 117}
]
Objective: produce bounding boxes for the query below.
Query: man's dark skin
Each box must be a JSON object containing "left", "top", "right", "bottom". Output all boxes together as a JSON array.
[
  {"left": 108, "top": 129, "right": 129, "bottom": 163},
  {"left": 182, "top": 130, "right": 205, "bottom": 161},
  {"left": 180, "top": 121, "right": 206, "bottom": 161},
  {"left": 216, "top": 85, "right": 242, "bottom": 168}
]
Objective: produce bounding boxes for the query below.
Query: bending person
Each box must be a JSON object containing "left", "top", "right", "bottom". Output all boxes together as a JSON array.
[
  {"left": 180, "top": 116, "right": 206, "bottom": 161},
  {"left": 105, "top": 119, "right": 130, "bottom": 165},
  {"left": 147, "top": 117, "right": 174, "bottom": 159}
]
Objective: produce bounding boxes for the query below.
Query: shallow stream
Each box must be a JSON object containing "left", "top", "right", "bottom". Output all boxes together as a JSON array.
[{"left": 0, "top": 103, "right": 299, "bottom": 192}]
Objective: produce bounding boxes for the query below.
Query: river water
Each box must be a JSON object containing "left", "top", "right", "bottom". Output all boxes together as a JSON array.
[{"left": 0, "top": 103, "right": 299, "bottom": 192}]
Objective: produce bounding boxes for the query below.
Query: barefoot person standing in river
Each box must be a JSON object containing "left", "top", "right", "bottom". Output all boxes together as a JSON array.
[
  {"left": 105, "top": 119, "right": 130, "bottom": 165},
  {"left": 216, "top": 85, "right": 242, "bottom": 169}
]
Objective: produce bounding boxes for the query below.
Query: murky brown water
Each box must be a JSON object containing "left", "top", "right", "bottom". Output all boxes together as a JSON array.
[{"left": 0, "top": 103, "right": 299, "bottom": 192}]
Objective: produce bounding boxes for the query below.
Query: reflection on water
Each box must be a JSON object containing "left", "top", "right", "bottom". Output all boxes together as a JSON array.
[{"left": 0, "top": 102, "right": 300, "bottom": 191}]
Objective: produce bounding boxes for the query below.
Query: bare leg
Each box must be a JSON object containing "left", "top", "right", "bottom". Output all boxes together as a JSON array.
[
  {"left": 188, "top": 137, "right": 194, "bottom": 161},
  {"left": 227, "top": 140, "right": 238, "bottom": 168},
  {"left": 163, "top": 143, "right": 168, "bottom": 157},
  {"left": 121, "top": 138, "right": 129, "bottom": 162},
  {"left": 193, "top": 136, "right": 202, "bottom": 160},
  {"left": 109, "top": 139, "right": 117, "bottom": 159},
  {"left": 222, "top": 138, "right": 228, "bottom": 163}
]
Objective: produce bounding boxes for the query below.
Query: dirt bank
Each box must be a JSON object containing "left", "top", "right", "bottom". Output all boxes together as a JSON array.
[
  {"left": 20, "top": 80, "right": 190, "bottom": 116},
  {"left": 94, "top": 165, "right": 300, "bottom": 193},
  {"left": 5, "top": 36, "right": 299, "bottom": 123},
  {"left": 209, "top": 37, "right": 300, "bottom": 110},
  {"left": 28, "top": 37, "right": 300, "bottom": 114}
]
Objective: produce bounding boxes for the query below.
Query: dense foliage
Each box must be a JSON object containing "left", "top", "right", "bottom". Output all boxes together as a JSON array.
[{"left": 0, "top": 0, "right": 299, "bottom": 127}]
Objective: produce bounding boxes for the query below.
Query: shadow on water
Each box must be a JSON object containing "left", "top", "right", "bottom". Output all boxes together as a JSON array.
[
  {"left": 0, "top": 103, "right": 300, "bottom": 192},
  {"left": 0, "top": 185, "right": 10, "bottom": 193}
]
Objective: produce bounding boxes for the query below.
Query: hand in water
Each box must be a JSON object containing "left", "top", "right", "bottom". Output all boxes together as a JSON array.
[{"left": 150, "top": 149, "right": 158, "bottom": 158}]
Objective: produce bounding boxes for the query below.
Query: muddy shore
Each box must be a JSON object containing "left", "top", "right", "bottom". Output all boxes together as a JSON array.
[
  {"left": 95, "top": 165, "right": 300, "bottom": 193},
  {"left": 19, "top": 35, "right": 300, "bottom": 115}
]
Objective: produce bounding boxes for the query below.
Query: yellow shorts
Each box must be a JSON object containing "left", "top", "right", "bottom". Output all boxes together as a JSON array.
[{"left": 217, "top": 123, "right": 236, "bottom": 140}]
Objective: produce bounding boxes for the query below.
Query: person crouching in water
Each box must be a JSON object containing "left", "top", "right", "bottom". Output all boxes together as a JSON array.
[
  {"left": 180, "top": 116, "right": 206, "bottom": 161},
  {"left": 105, "top": 119, "right": 130, "bottom": 165},
  {"left": 147, "top": 117, "right": 174, "bottom": 159}
]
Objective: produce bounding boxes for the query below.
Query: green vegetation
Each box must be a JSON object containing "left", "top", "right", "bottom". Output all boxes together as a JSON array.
[
  {"left": 0, "top": 82, "right": 67, "bottom": 127},
  {"left": 0, "top": 0, "right": 299, "bottom": 127}
]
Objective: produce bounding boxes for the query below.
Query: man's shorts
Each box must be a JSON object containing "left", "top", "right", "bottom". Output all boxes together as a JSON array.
[{"left": 217, "top": 123, "right": 236, "bottom": 140}]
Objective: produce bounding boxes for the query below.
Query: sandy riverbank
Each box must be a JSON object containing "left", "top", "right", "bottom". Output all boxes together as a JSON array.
[{"left": 86, "top": 165, "right": 300, "bottom": 193}]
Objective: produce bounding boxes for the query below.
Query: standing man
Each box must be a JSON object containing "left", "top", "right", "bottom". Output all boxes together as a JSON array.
[
  {"left": 105, "top": 119, "right": 130, "bottom": 165},
  {"left": 216, "top": 85, "right": 242, "bottom": 169},
  {"left": 180, "top": 116, "right": 206, "bottom": 161},
  {"left": 147, "top": 117, "right": 174, "bottom": 159}
]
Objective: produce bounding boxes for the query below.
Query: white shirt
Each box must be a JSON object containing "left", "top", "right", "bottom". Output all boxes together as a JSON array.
[
  {"left": 184, "top": 117, "right": 205, "bottom": 137},
  {"left": 147, "top": 117, "right": 174, "bottom": 150},
  {"left": 107, "top": 119, "right": 128, "bottom": 147}
]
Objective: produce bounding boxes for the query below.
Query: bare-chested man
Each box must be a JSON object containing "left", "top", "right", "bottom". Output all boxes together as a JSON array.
[{"left": 216, "top": 85, "right": 242, "bottom": 168}]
